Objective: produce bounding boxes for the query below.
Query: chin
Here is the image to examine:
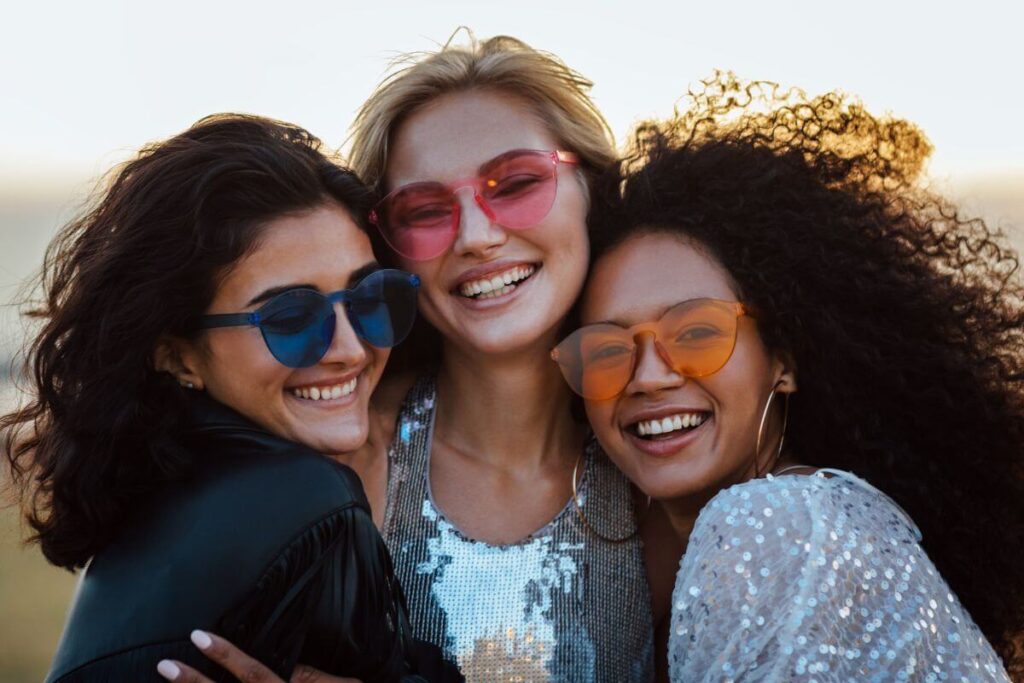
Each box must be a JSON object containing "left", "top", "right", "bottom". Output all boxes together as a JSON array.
[{"left": 471, "top": 316, "right": 564, "bottom": 355}]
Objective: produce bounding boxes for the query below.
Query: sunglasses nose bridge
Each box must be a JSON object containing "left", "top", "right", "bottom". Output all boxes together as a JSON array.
[
  {"left": 317, "top": 298, "right": 366, "bottom": 364},
  {"left": 452, "top": 185, "right": 506, "bottom": 255},
  {"left": 627, "top": 330, "right": 685, "bottom": 392}
]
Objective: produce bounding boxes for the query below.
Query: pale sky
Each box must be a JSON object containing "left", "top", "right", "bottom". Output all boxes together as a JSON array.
[{"left": 2, "top": 0, "right": 1023, "bottom": 189}]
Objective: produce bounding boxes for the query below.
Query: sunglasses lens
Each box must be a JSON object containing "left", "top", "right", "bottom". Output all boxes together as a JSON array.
[
  {"left": 661, "top": 300, "right": 740, "bottom": 377},
  {"left": 258, "top": 290, "right": 334, "bottom": 368},
  {"left": 374, "top": 151, "right": 561, "bottom": 261},
  {"left": 376, "top": 184, "right": 458, "bottom": 261},
  {"left": 553, "top": 326, "right": 634, "bottom": 400},
  {"left": 480, "top": 151, "right": 558, "bottom": 229},
  {"left": 346, "top": 270, "right": 420, "bottom": 348},
  {"left": 553, "top": 300, "right": 742, "bottom": 400}
]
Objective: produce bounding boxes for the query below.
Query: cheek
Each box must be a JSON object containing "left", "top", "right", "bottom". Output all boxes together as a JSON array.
[
  {"left": 204, "top": 331, "right": 289, "bottom": 397},
  {"left": 396, "top": 256, "right": 440, "bottom": 289},
  {"left": 365, "top": 346, "right": 390, "bottom": 384},
  {"left": 710, "top": 349, "right": 774, "bottom": 444},
  {"left": 584, "top": 399, "right": 624, "bottom": 450}
]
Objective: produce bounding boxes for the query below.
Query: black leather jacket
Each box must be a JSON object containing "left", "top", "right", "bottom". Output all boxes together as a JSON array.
[{"left": 45, "top": 394, "right": 453, "bottom": 683}]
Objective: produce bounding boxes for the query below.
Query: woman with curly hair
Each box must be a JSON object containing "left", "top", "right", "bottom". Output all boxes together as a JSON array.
[{"left": 551, "top": 75, "right": 1024, "bottom": 680}]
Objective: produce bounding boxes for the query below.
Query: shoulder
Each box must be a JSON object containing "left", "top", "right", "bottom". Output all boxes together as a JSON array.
[
  {"left": 671, "top": 472, "right": 922, "bottom": 656},
  {"left": 688, "top": 471, "right": 921, "bottom": 556},
  {"left": 51, "top": 445, "right": 382, "bottom": 681},
  {"left": 189, "top": 439, "right": 369, "bottom": 518},
  {"left": 668, "top": 473, "right": 1011, "bottom": 682}
]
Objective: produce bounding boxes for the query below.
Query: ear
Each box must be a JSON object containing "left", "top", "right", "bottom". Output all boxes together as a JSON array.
[
  {"left": 771, "top": 351, "right": 798, "bottom": 394},
  {"left": 153, "top": 336, "right": 205, "bottom": 391}
]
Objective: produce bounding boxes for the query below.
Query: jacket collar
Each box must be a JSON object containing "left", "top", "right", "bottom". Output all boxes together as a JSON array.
[{"left": 184, "top": 391, "right": 279, "bottom": 439}]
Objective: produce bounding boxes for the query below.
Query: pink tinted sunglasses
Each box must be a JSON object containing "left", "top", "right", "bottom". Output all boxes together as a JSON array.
[{"left": 369, "top": 149, "right": 579, "bottom": 261}]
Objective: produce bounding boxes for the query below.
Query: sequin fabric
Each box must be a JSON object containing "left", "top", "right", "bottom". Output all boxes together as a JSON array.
[
  {"left": 669, "top": 469, "right": 1011, "bottom": 682},
  {"left": 382, "top": 374, "right": 654, "bottom": 682}
]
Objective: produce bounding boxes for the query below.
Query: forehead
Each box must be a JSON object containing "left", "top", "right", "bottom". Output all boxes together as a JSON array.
[
  {"left": 386, "top": 89, "right": 559, "bottom": 186},
  {"left": 221, "top": 203, "right": 373, "bottom": 298},
  {"left": 582, "top": 231, "right": 738, "bottom": 325}
]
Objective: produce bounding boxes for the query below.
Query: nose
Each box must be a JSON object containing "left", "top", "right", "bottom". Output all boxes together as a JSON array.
[
  {"left": 624, "top": 332, "right": 686, "bottom": 396},
  {"left": 451, "top": 186, "right": 507, "bottom": 257},
  {"left": 319, "top": 302, "right": 368, "bottom": 368}
]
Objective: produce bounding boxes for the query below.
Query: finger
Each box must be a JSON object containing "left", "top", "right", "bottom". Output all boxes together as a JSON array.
[
  {"left": 157, "top": 659, "right": 216, "bottom": 683},
  {"left": 190, "top": 629, "right": 284, "bottom": 683},
  {"left": 289, "top": 663, "right": 362, "bottom": 683}
]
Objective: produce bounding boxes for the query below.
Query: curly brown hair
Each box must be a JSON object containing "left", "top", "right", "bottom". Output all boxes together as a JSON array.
[{"left": 590, "top": 73, "right": 1024, "bottom": 675}]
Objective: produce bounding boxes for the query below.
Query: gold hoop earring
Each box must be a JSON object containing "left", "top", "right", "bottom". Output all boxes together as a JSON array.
[
  {"left": 572, "top": 449, "right": 646, "bottom": 543},
  {"left": 754, "top": 379, "right": 790, "bottom": 477}
]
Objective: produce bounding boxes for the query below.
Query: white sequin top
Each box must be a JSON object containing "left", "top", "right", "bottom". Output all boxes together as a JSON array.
[
  {"left": 669, "top": 470, "right": 1011, "bottom": 682},
  {"left": 384, "top": 374, "right": 654, "bottom": 682}
]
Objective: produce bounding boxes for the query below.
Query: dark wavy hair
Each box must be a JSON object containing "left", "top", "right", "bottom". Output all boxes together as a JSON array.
[
  {"left": 590, "top": 73, "right": 1024, "bottom": 674},
  {"left": 1, "top": 114, "right": 375, "bottom": 570}
]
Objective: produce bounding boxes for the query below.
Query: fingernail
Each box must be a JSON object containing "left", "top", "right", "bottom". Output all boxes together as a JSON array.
[
  {"left": 191, "top": 629, "right": 213, "bottom": 650},
  {"left": 157, "top": 660, "right": 181, "bottom": 680}
]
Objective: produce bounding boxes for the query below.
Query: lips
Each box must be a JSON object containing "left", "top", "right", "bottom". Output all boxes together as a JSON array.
[
  {"left": 451, "top": 261, "right": 540, "bottom": 299},
  {"left": 457, "top": 264, "right": 536, "bottom": 299},
  {"left": 621, "top": 406, "right": 713, "bottom": 457}
]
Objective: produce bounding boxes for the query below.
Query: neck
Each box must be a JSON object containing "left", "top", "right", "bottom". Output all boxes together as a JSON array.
[
  {"left": 434, "top": 340, "right": 583, "bottom": 470},
  {"left": 659, "top": 493, "right": 710, "bottom": 545}
]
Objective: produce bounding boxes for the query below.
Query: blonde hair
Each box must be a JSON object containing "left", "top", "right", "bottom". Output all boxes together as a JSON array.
[{"left": 348, "top": 33, "right": 615, "bottom": 191}]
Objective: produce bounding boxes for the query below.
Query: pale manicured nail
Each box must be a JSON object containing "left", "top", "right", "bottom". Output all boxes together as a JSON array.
[
  {"left": 191, "top": 629, "right": 213, "bottom": 650},
  {"left": 157, "top": 660, "right": 181, "bottom": 680}
]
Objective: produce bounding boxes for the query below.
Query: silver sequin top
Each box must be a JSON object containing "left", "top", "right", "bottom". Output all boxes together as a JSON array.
[
  {"left": 669, "top": 469, "right": 1011, "bottom": 682},
  {"left": 382, "top": 374, "right": 654, "bottom": 682}
]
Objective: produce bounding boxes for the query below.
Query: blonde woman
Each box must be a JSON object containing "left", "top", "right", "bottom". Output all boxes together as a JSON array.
[{"left": 177, "top": 35, "right": 658, "bottom": 683}]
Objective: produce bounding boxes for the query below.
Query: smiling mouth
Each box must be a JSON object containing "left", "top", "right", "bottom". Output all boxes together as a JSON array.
[
  {"left": 629, "top": 411, "right": 711, "bottom": 440},
  {"left": 455, "top": 264, "right": 538, "bottom": 300},
  {"left": 289, "top": 377, "right": 358, "bottom": 402}
]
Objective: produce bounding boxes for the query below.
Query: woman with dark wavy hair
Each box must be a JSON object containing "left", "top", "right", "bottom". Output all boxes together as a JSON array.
[
  {"left": 0, "top": 114, "right": 455, "bottom": 682},
  {"left": 551, "top": 75, "right": 1023, "bottom": 680}
]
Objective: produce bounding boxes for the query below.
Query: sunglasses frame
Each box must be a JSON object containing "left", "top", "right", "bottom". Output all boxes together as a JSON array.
[
  {"left": 195, "top": 268, "right": 420, "bottom": 367},
  {"left": 551, "top": 298, "right": 749, "bottom": 400},
  {"left": 369, "top": 148, "right": 579, "bottom": 261}
]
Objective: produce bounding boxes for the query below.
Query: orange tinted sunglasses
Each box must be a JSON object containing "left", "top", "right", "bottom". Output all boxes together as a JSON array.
[{"left": 551, "top": 298, "right": 748, "bottom": 400}]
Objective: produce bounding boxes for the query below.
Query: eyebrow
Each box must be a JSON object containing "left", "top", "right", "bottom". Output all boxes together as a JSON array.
[
  {"left": 245, "top": 261, "right": 381, "bottom": 307},
  {"left": 395, "top": 149, "right": 536, "bottom": 188},
  {"left": 477, "top": 148, "right": 535, "bottom": 175},
  {"left": 593, "top": 303, "right": 680, "bottom": 328}
]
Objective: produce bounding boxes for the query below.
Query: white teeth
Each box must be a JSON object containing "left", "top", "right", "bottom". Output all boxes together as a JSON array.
[
  {"left": 459, "top": 265, "right": 536, "bottom": 298},
  {"left": 477, "top": 284, "right": 514, "bottom": 300},
  {"left": 633, "top": 412, "right": 708, "bottom": 437},
  {"left": 291, "top": 378, "right": 358, "bottom": 402}
]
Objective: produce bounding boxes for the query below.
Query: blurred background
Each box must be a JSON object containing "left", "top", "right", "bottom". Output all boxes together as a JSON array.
[{"left": 1, "top": 0, "right": 1022, "bottom": 679}]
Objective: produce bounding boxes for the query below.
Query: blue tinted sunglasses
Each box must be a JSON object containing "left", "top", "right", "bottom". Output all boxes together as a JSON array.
[{"left": 195, "top": 269, "right": 420, "bottom": 368}]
